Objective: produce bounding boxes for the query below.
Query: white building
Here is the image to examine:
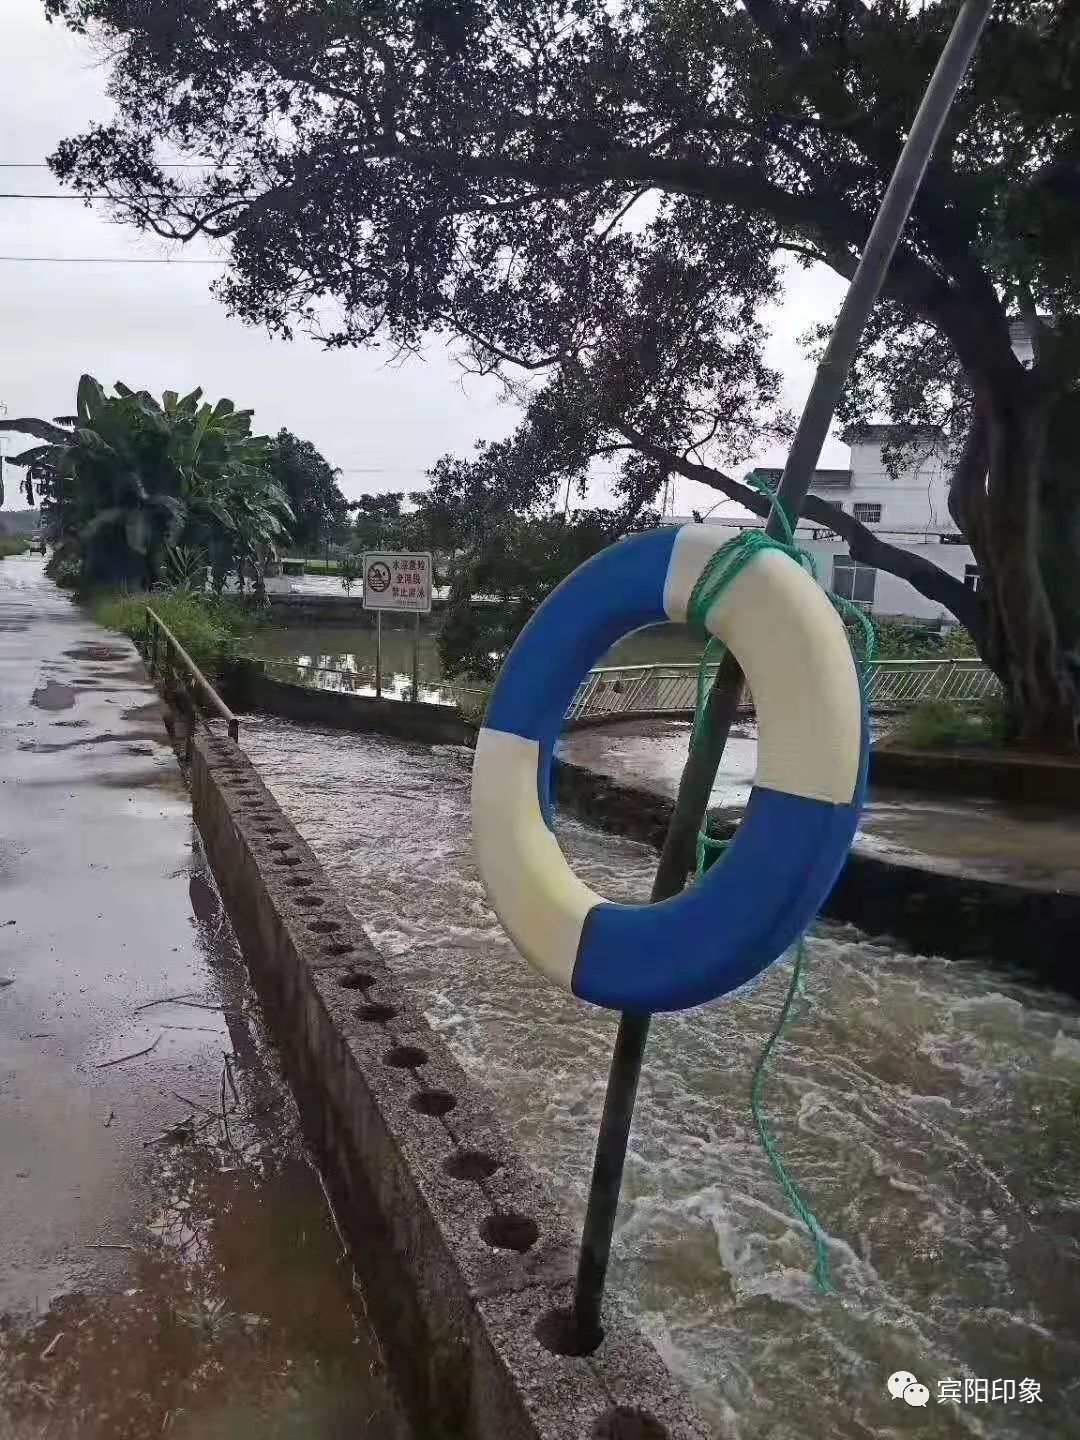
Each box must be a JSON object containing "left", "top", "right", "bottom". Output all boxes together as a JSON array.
[{"left": 678, "top": 426, "right": 977, "bottom": 624}]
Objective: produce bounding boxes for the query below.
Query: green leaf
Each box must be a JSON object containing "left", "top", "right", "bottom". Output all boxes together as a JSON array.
[
  {"left": 80, "top": 508, "right": 126, "bottom": 542},
  {"left": 72, "top": 427, "right": 113, "bottom": 453},
  {"left": 125, "top": 510, "right": 151, "bottom": 554},
  {"left": 8, "top": 445, "right": 59, "bottom": 468},
  {"left": 76, "top": 375, "right": 107, "bottom": 425},
  {"left": 0, "top": 418, "right": 72, "bottom": 445},
  {"left": 212, "top": 398, "right": 235, "bottom": 418}
]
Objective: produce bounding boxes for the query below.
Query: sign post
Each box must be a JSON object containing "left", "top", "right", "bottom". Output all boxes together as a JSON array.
[{"left": 362, "top": 552, "right": 433, "bottom": 702}]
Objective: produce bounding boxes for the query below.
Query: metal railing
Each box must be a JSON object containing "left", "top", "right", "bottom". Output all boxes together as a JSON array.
[
  {"left": 567, "top": 657, "right": 999, "bottom": 723},
  {"left": 145, "top": 605, "right": 240, "bottom": 754}
]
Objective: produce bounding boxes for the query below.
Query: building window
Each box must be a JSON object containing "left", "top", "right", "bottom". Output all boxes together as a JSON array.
[
  {"left": 832, "top": 558, "right": 878, "bottom": 606},
  {"left": 852, "top": 502, "right": 883, "bottom": 523},
  {"left": 964, "top": 564, "right": 982, "bottom": 593}
]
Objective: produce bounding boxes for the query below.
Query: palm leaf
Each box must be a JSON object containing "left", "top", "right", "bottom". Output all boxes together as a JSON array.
[
  {"left": 126, "top": 510, "right": 151, "bottom": 555},
  {"left": 80, "top": 508, "right": 127, "bottom": 542},
  {"left": 0, "top": 418, "right": 72, "bottom": 445},
  {"left": 76, "top": 375, "right": 107, "bottom": 425},
  {"left": 7, "top": 445, "right": 60, "bottom": 468}
]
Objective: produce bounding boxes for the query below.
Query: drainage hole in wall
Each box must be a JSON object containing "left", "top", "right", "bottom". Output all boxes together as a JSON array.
[
  {"left": 308, "top": 919, "right": 341, "bottom": 934},
  {"left": 285, "top": 876, "right": 314, "bottom": 889},
  {"left": 409, "top": 1088, "right": 457, "bottom": 1117},
  {"left": 267, "top": 841, "right": 291, "bottom": 852},
  {"left": 480, "top": 1213, "right": 538, "bottom": 1253},
  {"left": 292, "top": 893, "right": 323, "bottom": 907},
  {"left": 274, "top": 855, "right": 302, "bottom": 868},
  {"left": 385, "top": 1045, "right": 428, "bottom": 1068},
  {"left": 443, "top": 1150, "right": 500, "bottom": 1182},
  {"left": 591, "top": 1408, "right": 669, "bottom": 1440},
  {"left": 357, "top": 1002, "right": 396, "bottom": 1023},
  {"left": 534, "top": 1307, "right": 603, "bottom": 1358}
]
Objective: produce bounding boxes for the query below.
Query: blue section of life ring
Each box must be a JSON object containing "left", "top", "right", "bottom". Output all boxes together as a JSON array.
[{"left": 471, "top": 525, "right": 868, "bottom": 1013}]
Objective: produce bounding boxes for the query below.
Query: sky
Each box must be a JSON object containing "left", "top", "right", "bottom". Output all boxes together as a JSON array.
[{"left": 0, "top": 0, "right": 849, "bottom": 515}]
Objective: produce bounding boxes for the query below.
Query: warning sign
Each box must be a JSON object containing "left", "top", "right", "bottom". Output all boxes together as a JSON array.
[{"left": 362, "top": 551, "right": 433, "bottom": 613}]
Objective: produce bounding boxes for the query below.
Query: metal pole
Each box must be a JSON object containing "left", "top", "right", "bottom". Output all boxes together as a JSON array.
[
  {"left": 570, "top": 0, "right": 994, "bottom": 1350},
  {"left": 412, "top": 611, "right": 421, "bottom": 703},
  {"left": 375, "top": 611, "right": 383, "bottom": 700}
]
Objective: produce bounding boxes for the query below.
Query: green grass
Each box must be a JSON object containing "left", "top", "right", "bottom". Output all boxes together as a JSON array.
[
  {"left": 0, "top": 536, "right": 30, "bottom": 559},
  {"left": 90, "top": 590, "right": 256, "bottom": 675},
  {"left": 280, "top": 555, "right": 342, "bottom": 575},
  {"left": 890, "top": 695, "right": 1007, "bottom": 749}
]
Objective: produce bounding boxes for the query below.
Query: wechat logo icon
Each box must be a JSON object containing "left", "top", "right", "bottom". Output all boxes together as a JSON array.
[{"left": 888, "top": 1371, "right": 930, "bottom": 1408}]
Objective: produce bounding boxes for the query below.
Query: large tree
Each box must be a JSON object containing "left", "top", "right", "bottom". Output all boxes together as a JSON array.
[
  {"left": 44, "top": 0, "right": 1080, "bottom": 742},
  {"left": 267, "top": 428, "right": 350, "bottom": 553}
]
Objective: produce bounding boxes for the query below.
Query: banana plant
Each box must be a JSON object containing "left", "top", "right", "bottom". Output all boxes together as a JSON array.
[{"left": 0, "top": 375, "right": 292, "bottom": 590}]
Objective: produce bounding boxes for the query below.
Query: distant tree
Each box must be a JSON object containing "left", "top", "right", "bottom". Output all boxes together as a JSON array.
[
  {"left": 266, "top": 429, "right": 349, "bottom": 553},
  {"left": 0, "top": 376, "right": 291, "bottom": 591},
  {"left": 351, "top": 492, "right": 408, "bottom": 551},
  {"left": 413, "top": 430, "right": 661, "bottom": 677}
]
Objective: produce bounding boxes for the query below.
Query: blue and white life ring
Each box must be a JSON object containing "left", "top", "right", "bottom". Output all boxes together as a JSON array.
[{"left": 471, "top": 524, "right": 867, "bottom": 1013}]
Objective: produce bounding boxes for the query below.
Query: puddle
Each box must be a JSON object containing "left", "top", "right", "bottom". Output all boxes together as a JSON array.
[
  {"left": 0, "top": 1146, "right": 407, "bottom": 1440},
  {"left": 17, "top": 730, "right": 171, "bottom": 754},
  {"left": 123, "top": 701, "right": 166, "bottom": 725},
  {"left": 30, "top": 681, "right": 76, "bottom": 711},
  {"left": 64, "top": 645, "right": 131, "bottom": 663}
]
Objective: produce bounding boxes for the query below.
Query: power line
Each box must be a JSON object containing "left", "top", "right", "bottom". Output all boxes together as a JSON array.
[
  {"left": 0, "top": 192, "right": 238, "bottom": 201},
  {"left": 0, "top": 161, "right": 211, "bottom": 170},
  {"left": 0, "top": 255, "right": 226, "bottom": 265}
]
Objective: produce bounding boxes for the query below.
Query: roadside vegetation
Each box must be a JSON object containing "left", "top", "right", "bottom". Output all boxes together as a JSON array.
[
  {"left": 870, "top": 619, "right": 978, "bottom": 663},
  {"left": 0, "top": 378, "right": 355, "bottom": 603},
  {"left": 90, "top": 590, "right": 257, "bottom": 677},
  {"left": 0, "top": 537, "right": 29, "bottom": 560},
  {"left": 891, "top": 696, "right": 1008, "bottom": 751}
]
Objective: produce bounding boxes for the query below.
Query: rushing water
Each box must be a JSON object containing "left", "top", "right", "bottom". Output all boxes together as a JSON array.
[{"left": 242, "top": 717, "right": 1080, "bottom": 1439}]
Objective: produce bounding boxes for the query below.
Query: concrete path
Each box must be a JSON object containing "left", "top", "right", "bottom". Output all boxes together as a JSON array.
[
  {"left": 0, "top": 557, "right": 406, "bottom": 1439},
  {"left": 561, "top": 718, "right": 1080, "bottom": 894}
]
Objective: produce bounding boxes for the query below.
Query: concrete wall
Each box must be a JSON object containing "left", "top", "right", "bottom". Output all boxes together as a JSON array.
[
  {"left": 798, "top": 535, "right": 975, "bottom": 622},
  {"left": 266, "top": 593, "right": 368, "bottom": 624},
  {"left": 872, "top": 742, "right": 1080, "bottom": 807},
  {"left": 191, "top": 732, "right": 709, "bottom": 1440},
  {"left": 243, "top": 671, "right": 478, "bottom": 747},
  {"left": 843, "top": 435, "right": 951, "bottom": 530}
]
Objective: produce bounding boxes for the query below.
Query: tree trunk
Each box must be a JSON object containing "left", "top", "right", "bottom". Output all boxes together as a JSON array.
[{"left": 956, "top": 387, "right": 1080, "bottom": 748}]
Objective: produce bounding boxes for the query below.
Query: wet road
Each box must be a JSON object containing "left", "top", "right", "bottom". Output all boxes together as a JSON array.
[
  {"left": 242, "top": 716, "right": 1080, "bottom": 1440},
  {"left": 0, "top": 558, "right": 406, "bottom": 1439}
]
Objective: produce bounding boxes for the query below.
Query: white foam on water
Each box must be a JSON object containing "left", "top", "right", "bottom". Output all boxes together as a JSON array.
[{"left": 243, "top": 718, "right": 1080, "bottom": 1438}]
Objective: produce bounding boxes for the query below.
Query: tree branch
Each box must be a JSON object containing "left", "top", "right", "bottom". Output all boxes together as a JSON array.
[{"left": 614, "top": 417, "right": 984, "bottom": 636}]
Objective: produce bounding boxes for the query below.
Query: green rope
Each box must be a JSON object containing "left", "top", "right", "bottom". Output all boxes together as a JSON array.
[{"left": 684, "top": 481, "right": 874, "bottom": 1293}]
